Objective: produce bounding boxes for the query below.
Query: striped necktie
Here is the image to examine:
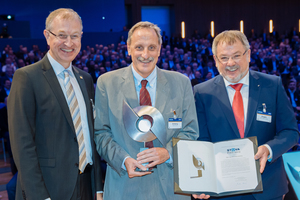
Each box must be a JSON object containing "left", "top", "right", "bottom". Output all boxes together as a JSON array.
[{"left": 64, "top": 70, "right": 88, "bottom": 173}]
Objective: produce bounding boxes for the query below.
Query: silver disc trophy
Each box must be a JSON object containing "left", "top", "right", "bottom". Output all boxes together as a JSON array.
[{"left": 122, "top": 100, "right": 167, "bottom": 171}]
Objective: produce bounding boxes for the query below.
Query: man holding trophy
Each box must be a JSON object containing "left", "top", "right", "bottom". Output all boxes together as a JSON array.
[{"left": 94, "top": 21, "right": 202, "bottom": 199}]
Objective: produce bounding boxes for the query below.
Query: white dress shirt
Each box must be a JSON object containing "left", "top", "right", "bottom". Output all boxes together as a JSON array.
[
  {"left": 223, "top": 71, "right": 273, "bottom": 160},
  {"left": 47, "top": 53, "right": 93, "bottom": 165}
]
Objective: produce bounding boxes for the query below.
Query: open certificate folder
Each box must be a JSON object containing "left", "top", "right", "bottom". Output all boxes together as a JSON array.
[{"left": 173, "top": 137, "right": 263, "bottom": 197}]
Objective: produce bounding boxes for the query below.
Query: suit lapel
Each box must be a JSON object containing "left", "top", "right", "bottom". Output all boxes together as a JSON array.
[
  {"left": 214, "top": 76, "right": 241, "bottom": 138},
  {"left": 121, "top": 65, "right": 139, "bottom": 108},
  {"left": 42, "top": 56, "right": 74, "bottom": 133},
  {"left": 245, "top": 71, "right": 261, "bottom": 137},
  {"left": 155, "top": 68, "right": 169, "bottom": 112},
  {"left": 120, "top": 66, "right": 169, "bottom": 112},
  {"left": 72, "top": 66, "right": 93, "bottom": 134}
]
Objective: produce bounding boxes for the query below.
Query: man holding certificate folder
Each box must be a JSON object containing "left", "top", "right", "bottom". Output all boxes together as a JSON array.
[{"left": 194, "top": 30, "right": 299, "bottom": 200}]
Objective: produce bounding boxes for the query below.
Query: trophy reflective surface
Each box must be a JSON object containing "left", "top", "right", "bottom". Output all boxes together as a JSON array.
[{"left": 123, "top": 101, "right": 166, "bottom": 171}]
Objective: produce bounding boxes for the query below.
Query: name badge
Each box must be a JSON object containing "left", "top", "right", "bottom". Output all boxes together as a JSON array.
[
  {"left": 256, "top": 111, "right": 272, "bottom": 123},
  {"left": 168, "top": 118, "right": 182, "bottom": 129}
]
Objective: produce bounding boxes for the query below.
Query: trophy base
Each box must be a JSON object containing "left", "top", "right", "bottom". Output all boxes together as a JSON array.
[{"left": 135, "top": 168, "right": 154, "bottom": 172}]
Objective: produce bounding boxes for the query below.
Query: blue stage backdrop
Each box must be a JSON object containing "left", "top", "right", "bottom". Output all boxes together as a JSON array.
[
  {"left": 141, "top": 6, "right": 171, "bottom": 38},
  {"left": 0, "top": 0, "right": 126, "bottom": 39}
]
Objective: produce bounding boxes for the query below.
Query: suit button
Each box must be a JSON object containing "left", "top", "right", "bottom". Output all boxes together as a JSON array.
[{"left": 75, "top": 163, "right": 79, "bottom": 167}]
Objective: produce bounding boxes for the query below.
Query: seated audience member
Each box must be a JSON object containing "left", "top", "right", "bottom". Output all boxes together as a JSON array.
[
  {"left": 191, "top": 70, "right": 203, "bottom": 85},
  {"left": 183, "top": 66, "right": 195, "bottom": 80},
  {"left": 205, "top": 71, "right": 212, "bottom": 81},
  {"left": 162, "top": 62, "right": 170, "bottom": 70},
  {"left": 17, "top": 59, "right": 26, "bottom": 68},
  {"left": 0, "top": 79, "right": 11, "bottom": 101},
  {"left": 24, "top": 52, "right": 39, "bottom": 65},
  {"left": 286, "top": 79, "right": 300, "bottom": 113},
  {"left": 203, "top": 59, "right": 218, "bottom": 78},
  {"left": 2, "top": 57, "right": 16, "bottom": 73},
  {"left": 1, "top": 66, "right": 14, "bottom": 85},
  {"left": 91, "top": 64, "right": 101, "bottom": 83},
  {"left": 2, "top": 28, "right": 300, "bottom": 95}
]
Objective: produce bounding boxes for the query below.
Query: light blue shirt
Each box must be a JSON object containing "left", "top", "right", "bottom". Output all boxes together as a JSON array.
[
  {"left": 223, "top": 71, "right": 273, "bottom": 161},
  {"left": 47, "top": 53, "right": 93, "bottom": 165}
]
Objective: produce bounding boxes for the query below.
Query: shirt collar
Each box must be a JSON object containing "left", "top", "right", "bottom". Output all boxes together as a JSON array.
[
  {"left": 47, "top": 52, "right": 74, "bottom": 77},
  {"left": 131, "top": 64, "right": 157, "bottom": 88},
  {"left": 223, "top": 70, "right": 250, "bottom": 87}
]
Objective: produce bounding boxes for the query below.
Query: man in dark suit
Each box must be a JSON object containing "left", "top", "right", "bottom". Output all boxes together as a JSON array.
[
  {"left": 285, "top": 79, "right": 300, "bottom": 112},
  {"left": 90, "top": 63, "right": 101, "bottom": 84},
  {"left": 8, "top": 8, "right": 102, "bottom": 200},
  {"left": 265, "top": 53, "right": 279, "bottom": 73},
  {"left": 254, "top": 51, "right": 268, "bottom": 71},
  {"left": 193, "top": 30, "right": 299, "bottom": 200}
]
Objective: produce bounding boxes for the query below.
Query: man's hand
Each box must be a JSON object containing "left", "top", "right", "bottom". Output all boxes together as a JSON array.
[
  {"left": 254, "top": 145, "right": 270, "bottom": 173},
  {"left": 136, "top": 147, "right": 170, "bottom": 168},
  {"left": 96, "top": 193, "right": 103, "bottom": 200},
  {"left": 192, "top": 193, "right": 210, "bottom": 199},
  {"left": 124, "top": 157, "right": 152, "bottom": 178}
]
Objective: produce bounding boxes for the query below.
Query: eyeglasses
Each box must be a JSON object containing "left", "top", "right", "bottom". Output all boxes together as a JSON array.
[
  {"left": 216, "top": 49, "right": 248, "bottom": 64},
  {"left": 47, "top": 30, "right": 81, "bottom": 41}
]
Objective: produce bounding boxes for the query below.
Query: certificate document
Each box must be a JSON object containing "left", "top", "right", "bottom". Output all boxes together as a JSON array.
[{"left": 173, "top": 137, "right": 262, "bottom": 197}]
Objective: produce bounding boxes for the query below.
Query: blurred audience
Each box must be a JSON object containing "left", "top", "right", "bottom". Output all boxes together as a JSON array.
[{"left": 2, "top": 31, "right": 300, "bottom": 136}]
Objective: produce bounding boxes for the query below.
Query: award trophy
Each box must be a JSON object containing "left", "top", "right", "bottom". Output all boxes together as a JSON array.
[{"left": 122, "top": 100, "right": 167, "bottom": 171}]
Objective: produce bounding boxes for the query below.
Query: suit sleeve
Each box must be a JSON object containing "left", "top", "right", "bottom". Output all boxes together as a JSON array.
[
  {"left": 194, "top": 85, "right": 211, "bottom": 141},
  {"left": 176, "top": 78, "right": 199, "bottom": 141},
  {"left": 85, "top": 74, "right": 103, "bottom": 192},
  {"left": 94, "top": 76, "right": 129, "bottom": 176},
  {"left": 266, "top": 77, "right": 299, "bottom": 162},
  {"left": 165, "top": 77, "right": 199, "bottom": 168},
  {"left": 8, "top": 69, "right": 50, "bottom": 199}
]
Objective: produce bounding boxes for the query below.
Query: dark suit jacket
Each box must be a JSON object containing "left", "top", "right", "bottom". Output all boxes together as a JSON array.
[
  {"left": 194, "top": 70, "right": 299, "bottom": 200},
  {"left": 8, "top": 55, "right": 102, "bottom": 200}
]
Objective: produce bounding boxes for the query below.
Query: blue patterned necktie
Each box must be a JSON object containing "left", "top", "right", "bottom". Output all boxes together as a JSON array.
[{"left": 64, "top": 70, "right": 87, "bottom": 173}]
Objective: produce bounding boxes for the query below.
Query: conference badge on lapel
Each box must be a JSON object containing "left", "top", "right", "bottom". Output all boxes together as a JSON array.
[
  {"left": 256, "top": 103, "right": 271, "bottom": 123},
  {"left": 168, "top": 110, "right": 182, "bottom": 129}
]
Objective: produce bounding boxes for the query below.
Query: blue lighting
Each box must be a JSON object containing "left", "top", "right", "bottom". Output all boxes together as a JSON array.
[{"left": 7, "top": 15, "right": 11, "bottom": 20}]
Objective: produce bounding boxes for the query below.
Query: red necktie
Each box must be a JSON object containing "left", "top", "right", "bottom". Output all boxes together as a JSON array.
[
  {"left": 140, "top": 80, "right": 153, "bottom": 148},
  {"left": 230, "top": 84, "right": 244, "bottom": 138}
]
